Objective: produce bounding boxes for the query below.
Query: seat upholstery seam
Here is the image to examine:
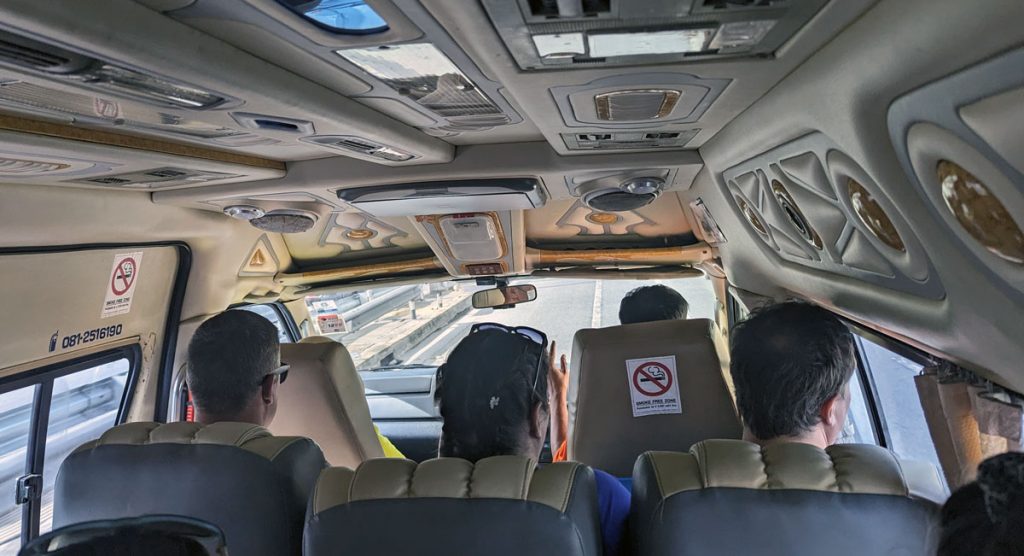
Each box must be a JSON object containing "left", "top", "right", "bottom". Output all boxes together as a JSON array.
[
  {"left": 649, "top": 454, "right": 668, "bottom": 498},
  {"left": 559, "top": 464, "right": 579, "bottom": 512},
  {"left": 520, "top": 458, "right": 531, "bottom": 499},
  {"left": 891, "top": 455, "right": 911, "bottom": 497}
]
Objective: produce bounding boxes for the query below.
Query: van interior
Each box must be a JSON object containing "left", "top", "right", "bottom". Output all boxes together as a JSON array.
[{"left": 0, "top": 0, "right": 1022, "bottom": 553}]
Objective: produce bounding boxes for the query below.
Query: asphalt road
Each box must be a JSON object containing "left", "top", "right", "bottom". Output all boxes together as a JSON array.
[{"left": 393, "top": 277, "right": 717, "bottom": 369}]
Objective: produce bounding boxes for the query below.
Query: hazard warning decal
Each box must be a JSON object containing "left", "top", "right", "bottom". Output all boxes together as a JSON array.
[
  {"left": 625, "top": 355, "right": 682, "bottom": 417},
  {"left": 102, "top": 252, "right": 143, "bottom": 318}
]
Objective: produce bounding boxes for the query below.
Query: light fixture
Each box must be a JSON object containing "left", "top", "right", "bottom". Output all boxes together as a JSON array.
[
  {"left": 709, "top": 20, "right": 777, "bottom": 50},
  {"left": 223, "top": 205, "right": 266, "bottom": 221},
  {"left": 337, "top": 44, "right": 501, "bottom": 118},
  {"left": 937, "top": 160, "right": 1024, "bottom": 264},
  {"left": 595, "top": 90, "right": 681, "bottom": 121},
  {"left": 532, "top": 34, "right": 586, "bottom": 59},
  {"left": 586, "top": 212, "right": 620, "bottom": 225},
  {"left": 587, "top": 28, "right": 716, "bottom": 58},
  {"left": 345, "top": 228, "right": 376, "bottom": 240}
]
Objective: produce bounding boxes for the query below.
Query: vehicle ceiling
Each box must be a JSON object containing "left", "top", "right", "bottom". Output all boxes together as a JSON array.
[{"left": 0, "top": 0, "right": 1022, "bottom": 392}]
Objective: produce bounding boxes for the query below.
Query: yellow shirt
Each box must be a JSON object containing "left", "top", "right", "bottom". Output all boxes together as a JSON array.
[{"left": 374, "top": 425, "right": 405, "bottom": 458}]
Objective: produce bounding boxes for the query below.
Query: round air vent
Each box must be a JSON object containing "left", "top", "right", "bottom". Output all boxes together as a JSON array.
[
  {"left": 771, "top": 180, "right": 822, "bottom": 249},
  {"left": 250, "top": 210, "right": 318, "bottom": 234},
  {"left": 581, "top": 176, "right": 664, "bottom": 212},
  {"left": 223, "top": 205, "right": 265, "bottom": 221},
  {"left": 345, "top": 228, "right": 377, "bottom": 240},
  {"left": 735, "top": 196, "right": 768, "bottom": 238}
]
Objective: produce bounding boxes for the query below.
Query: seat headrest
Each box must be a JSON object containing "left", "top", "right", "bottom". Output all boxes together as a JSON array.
[
  {"left": 568, "top": 318, "right": 741, "bottom": 475},
  {"left": 637, "top": 440, "right": 945, "bottom": 501},
  {"left": 312, "top": 456, "right": 588, "bottom": 514},
  {"left": 274, "top": 339, "right": 384, "bottom": 466},
  {"left": 72, "top": 421, "right": 311, "bottom": 461},
  {"left": 631, "top": 440, "right": 946, "bottom": 556},
  {"left": 306, "top": 457, "right": 603, "bottom": 556}
]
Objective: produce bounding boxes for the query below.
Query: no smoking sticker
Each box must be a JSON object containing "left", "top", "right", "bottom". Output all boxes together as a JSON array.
[
  {"left": 101, "top": 252, "right": 143, "bottom": 318},
  {"left": 626, "top": 355, "right": 682, "bottom": 417}
]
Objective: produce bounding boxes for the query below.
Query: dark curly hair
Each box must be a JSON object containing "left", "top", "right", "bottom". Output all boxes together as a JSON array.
[{"left": 436, "top": 329, "right": 549, "bottom": 463}]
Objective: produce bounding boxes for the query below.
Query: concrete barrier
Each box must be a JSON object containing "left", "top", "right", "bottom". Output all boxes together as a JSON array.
[{"left": 354, "top": 293, "right": 472, "bottom": 370}]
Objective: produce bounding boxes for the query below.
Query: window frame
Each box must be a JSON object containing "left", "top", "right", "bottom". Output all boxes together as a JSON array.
[
  {"left": 231, "top": 302, "right": 300, "bottom": 343},
  {"left": 0, "top": 345, "right": 140, "bottom": 546}
]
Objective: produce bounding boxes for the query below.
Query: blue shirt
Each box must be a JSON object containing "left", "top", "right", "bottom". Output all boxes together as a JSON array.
[{"left": 593, "top": 469, "right": 631, "bottom": 556}]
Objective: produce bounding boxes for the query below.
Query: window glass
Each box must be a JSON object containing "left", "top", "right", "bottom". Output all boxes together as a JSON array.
[
  {"left": 236, "top": 305, "right": 293, "bottom": 343},
  {"left": 857, "top": 336, "right": 944, "bottom": 471},
  {"left": 837, "top": 370, "right": 878, "bottom": 445},
  {"left": 304, "top": 277, "right": 716, "bottom": 371},
  {"left": 0, "top": 386, "right": 36, "bottom": 555},
  {"left": 39, "top": 359, "right": 130, "bottom": 535},
  {"left": 277, "top": 0, "right": 388, "bottom": 34}
]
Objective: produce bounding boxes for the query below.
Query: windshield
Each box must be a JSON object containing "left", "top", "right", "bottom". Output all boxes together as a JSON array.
[{"left": 305, "top": 277, "right": 716, "bottom": 372}]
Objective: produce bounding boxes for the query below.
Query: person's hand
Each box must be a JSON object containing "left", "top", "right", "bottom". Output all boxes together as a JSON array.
[{"left": 548, "top": 341, "right": 569, "bottom": 404}]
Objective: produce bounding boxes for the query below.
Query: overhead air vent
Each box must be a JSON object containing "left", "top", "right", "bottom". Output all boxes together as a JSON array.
[
  {"left": 302, "top": 135, "right": 416, "bottom": 162},
  {"left": 561, "top": 130, "right": 698, "bottom": 150},
  {"left": 579, "top": 175, "right": 665, "bottom": 212},
  {"left": 0, "top": 30, "right": 232, "bottom": 110},
  {"left": 526, "top": 0, "right": 611, "bottom": 19},
  {"left": 70, "top": 167, "right": 239, "bottom": 188},
  {"left": 595, "top": 90, "right": 681, "bottom": 121}
]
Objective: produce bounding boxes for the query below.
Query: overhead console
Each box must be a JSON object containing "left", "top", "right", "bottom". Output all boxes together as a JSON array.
[
  {"left": 0, "top": 0, "right": 452, "bottom": 166},
  {"left": 481, "top": 0, "right": 829, "bottom": 71},
  {"left": 335, "top": 178, "right": 546, "bottom": 217}
]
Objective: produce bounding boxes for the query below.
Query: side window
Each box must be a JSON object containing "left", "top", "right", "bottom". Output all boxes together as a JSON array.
[
  {"left": 235, "top": 304, "right": 294, "bottom": 343},
  {"left": 856, "top": 335, "right": 944, "bottom": 472},
  {"left": 0, "top": 351, "right": 135, "bottom": 553}
]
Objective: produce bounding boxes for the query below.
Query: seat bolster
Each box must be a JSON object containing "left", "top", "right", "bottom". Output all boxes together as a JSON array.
[
  {"left": 312, "top": 467, "right": 356, "bottom": 515},
  {"left": 898, "top": 459, "right": 948, "bottom": 504},
  {"left": 92, "top": 421, "right": 271, "bottom": 448}
]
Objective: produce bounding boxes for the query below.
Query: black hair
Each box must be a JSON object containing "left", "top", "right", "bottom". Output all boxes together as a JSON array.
[
  {"left": 186, "top": 310, "right": 279, "bottom": 417},
  {"left": 729, "top": 301, "right": 855, "bottom": 440},
  {"left": 436, "top": 329, "right": 549, "bottom": 463},
  {"left": 618, "top": 285, "right": 689, "bottom": 325},
  {"left": 940, "top": 480, "right": 1024, "bottom": 556}
]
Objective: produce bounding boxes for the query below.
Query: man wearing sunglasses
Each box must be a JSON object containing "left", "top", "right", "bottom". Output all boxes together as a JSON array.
[
  {"left": 186, "top": 310, "right": 291, "bottom": 427},
  {"left": 436, "top": 323, "right": 630, "bottom": 556}
]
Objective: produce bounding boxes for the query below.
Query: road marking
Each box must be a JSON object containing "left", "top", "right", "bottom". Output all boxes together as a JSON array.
[
  {"left": 591, "top": 281, "right": 603, "bottom": 328},
  {"left": 406, "top": 318, "right": 468, "bottom": 361}
]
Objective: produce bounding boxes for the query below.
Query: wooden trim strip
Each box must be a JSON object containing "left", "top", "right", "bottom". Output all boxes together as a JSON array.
[
  {"left": 528, "top": 244, "right": 714, "bottom": 267},
  {"left": 0, "top": 113, "right": 285, "bottom": 170},
  {"left": 275, "top": 256, "right": 443, "bottom": 286}
]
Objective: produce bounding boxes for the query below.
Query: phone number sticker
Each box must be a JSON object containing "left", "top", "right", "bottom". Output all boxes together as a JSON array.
[{"left": 49, "top": 324, "right": 123, "bottom": 352}]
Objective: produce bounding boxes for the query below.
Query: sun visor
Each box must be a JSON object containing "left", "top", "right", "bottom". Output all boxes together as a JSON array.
[{"left": 335, "top": 178, "right": 546, "bottom": 217}]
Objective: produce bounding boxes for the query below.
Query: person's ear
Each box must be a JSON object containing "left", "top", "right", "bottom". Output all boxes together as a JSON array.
[
  {"left": 819, "top": 394, "right": 841, "bottom": 427},
  {"left": 260, "top": 375, "right": 278, "bottom": 405},
  {"left": 528, "top": 402, "right": 548, "bottom": 440}
]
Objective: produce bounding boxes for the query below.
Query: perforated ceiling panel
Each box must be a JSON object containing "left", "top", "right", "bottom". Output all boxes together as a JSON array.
[
  {"left": 889, "top": 47, "right": 1024, "bottom": 302},
  {"left": 722, "top": 133, "right": 944, "bottom": 300}
]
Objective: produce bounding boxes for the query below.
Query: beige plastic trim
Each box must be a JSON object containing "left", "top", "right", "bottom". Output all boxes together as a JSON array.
[{"left": 0, "top": 336, "right": 139, "bottom": 380}]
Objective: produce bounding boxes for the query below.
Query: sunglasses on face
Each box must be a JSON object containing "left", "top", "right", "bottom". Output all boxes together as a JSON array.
[{"left": 261, "top": 363, "right": 289, "bottom": 386}]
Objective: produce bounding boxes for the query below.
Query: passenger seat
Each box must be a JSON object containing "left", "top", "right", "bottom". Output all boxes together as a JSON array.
[
  {"left": 631, "top": 439, "right": 946, "bottom": 555},
  {"left": 273, "top": 335, "right": 385, "bottom": 466},
  {"left": 568, "top": 319, "right": 741, "bottom": 476},
  {"left": 305, "top": 456, "right": 602, "bottom": 555},
  {"left": 54, "top": 421, "right": 324, "bottom": 556}
]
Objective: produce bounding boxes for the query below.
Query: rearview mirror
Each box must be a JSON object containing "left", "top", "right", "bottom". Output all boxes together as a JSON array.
[{"left": 472, "top": 284, "right": 537, "bottom": 309}]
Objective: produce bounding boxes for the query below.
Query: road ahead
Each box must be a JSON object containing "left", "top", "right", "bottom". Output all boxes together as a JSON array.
[{"left": 393, "top": 278, "right": 716, "bottom": 369}]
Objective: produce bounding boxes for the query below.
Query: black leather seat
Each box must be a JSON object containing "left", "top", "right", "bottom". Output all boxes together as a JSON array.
[
  {"left": 631, "top": 439, "right": 946, "bottom": 556},
  {"left": 305, "top": 456, "right": 603, "bottom": 555},
  {"left": 54, "top": 421, "right": 325, "bottom": 556}
]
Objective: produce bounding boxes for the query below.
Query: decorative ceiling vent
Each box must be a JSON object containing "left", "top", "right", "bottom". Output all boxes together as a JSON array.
[
  {"left": 0, "top": 156, "right": 70, "bottom": 174},
  {"left": 595, "top": 90, "right": 680, "bottom": 121},
  {"left": 0, "top": 34, "right": 88, "bottom": 73},
  {"left": 302, "top": 135, "right": 416, "bottom": 162},
  {"left": 69, "top": 167, "right": 239, "bottom": 188},
  {"left": 561, "top": 130, "right": 698, "bottom": 150}
]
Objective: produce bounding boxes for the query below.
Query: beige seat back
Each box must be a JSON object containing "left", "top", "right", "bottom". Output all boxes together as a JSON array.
[
  {"left": 631, "top": 440, "right": 946, "bottom": 555},
  {"left": 568, "top": 319, "right": 741, "bottom": 475},
  {"left": 272, "top": 336, "right": 383, "bottom": 467},
  {"left": 305, "top": 456, "right": 602, "bottom": 555}
]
